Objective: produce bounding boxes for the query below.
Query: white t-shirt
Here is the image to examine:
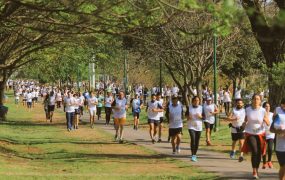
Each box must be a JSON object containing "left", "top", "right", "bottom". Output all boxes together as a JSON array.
[
  {"left": 265, "top": 112, "right": 275, "bottom": 139},
  {"left": 223, "top": 91, "right": 231, "bottom": 102},
  {"left": 65, "top": 97, "right": 75, "bottom": 113},
  {"left": 79, "top": 96, "right": 84, "bottom": 106},
  {"left": 56, "top": 93, "right": 62, "bottom": 101},
  {"left": 157, "top": 99, "right": 164, "bottom": 118},
  {"left": 275, "top": 107, "right": 285, "bottom": 152},
  {"left": 188, "top": 105, "right": 203, "bottom": 131},
  {"left": 26, "top": 93, "right": 33, "bottom": 102},
  {"left": 169, "top": 103, "right": 183, "bottom": 129},
  {"left": 113, "top": 98, "right": 127, "bottom": 118},
  {"left": 147, "top": 100, "right": 161, "bottom": 121},
  {"left": 49, "top": 95, "right": 56, "bottom": 105},
  {"left": 203, "top": 103, "right": 216, "bottom": 124},
  {"left": 105, "top": 96, "right": 113, "bottom": 108},
  {"left": 245, "top": 106, "right": 266, "bottom": 135},
  {"left": 15, "top": 92, "right": 20, "bottom": 100},
  {"left": 231, "top": 108, "right": 246, "bottom": 133},
  {"left": 234, "top": 89, "right": 242, "bottom": 99},
  {"left": 88, "top": 97, "right": 98, "bottom": 109},
  {"left": 74, "top": 98, "right": 80, "bottom": 109}
]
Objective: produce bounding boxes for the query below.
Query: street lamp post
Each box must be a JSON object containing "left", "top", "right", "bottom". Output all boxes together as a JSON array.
[
  {"left": 213, "top": 1, "right": 219, "bottom": 132},
  {"left": 159, "top": 58, "right": 162, "bottom": 93},
  {"left": 124, "top": 50, "right": 128, "bottom": 95}
]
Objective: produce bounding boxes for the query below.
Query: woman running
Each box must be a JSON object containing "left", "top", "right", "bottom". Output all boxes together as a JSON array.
[
  {"left": 262, "top": 102, "right": 275, "bottom": 169},
  {"left": 104, "top": 91, "right": 114, "bottom": 125},
  {"left": 188, "top": 96, "right": 203, "bottom": 162},
  {"left": 73, "top": 93, "right": 80, "bottom": 129},
  {"left": 43, "top": 94, "right": 49, "bottom": 121},
  {"left": 270, "top": 98, "right": 285, "bottom": 180},
  {"left": 97, "top": 91, "right": 104, "bottom": 121},
  {"left": 203, "top": 97, "right": 219, "bottom": 146},
  {"left": 241, "top": 94, "right": 269, "bottom": 179},
  {"left": 88, "top": 91, "right": 98, "bottom": 128},
  {"left": 166, "top": 95, "right": 183, "bottom": 154},
  {"left": 48, "top": 91, "right": 56, "bottom": 123}
]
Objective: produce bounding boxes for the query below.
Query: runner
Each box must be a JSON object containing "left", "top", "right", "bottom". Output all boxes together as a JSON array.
[
  {"left": 223, "top": 87, "right": 232, "bottom": 116},
  {"left": 43, "top": 94, "right": 49, "bottom": 121},
  {"left": 48, "top": 91, "right": 56, "bottom": 123},
  {"left": 203, "top": 97, "right": 219, "bottom": 146},
  {"left": 270, "top": 98, "right": 285, "bottom": 180},
  {"left": 22, "top": 90, "right": 27, "bottom": 107},
  {"left": 188, "top": 96, "right": 203, "bottom": 162},
  {"left": 64, "top": 91, "right": 75, "bottom": 131},
  {"left": 262, "top": 102, "right": 275, "bottom": 169},
  {"left": 132, "top": 94, "right": 143, "bottom": 130},
  {"left": 227, "top": 99, "right": 245, "bottom": 162},
  {"left": 56, "top": 90, "right": 62, "bottom": 108},
  {"left": 112, "top": 91, "right": 128, "bottom": 143},
  {"left": 166, "top": 95, "right": 183, "bottom": 154},
  {"left": 156, "top": 93, "right": 164, "bottom": 142},
  {"left": 97, "top": 91, "right": 104, "bottom": 121},
  {"left": 73, "top": 92, "right": 80, "bottom": 129},
  {"left": 26, "top": 90, "right": 33, "bottom": 111},
  {"left": 241, "top": 94, "right": 269, "bottom": 179},
  {"left": 146, "top": 94, "right": 164, "bottom": 143},
  {"left": 78, "top": 92, "right": 84, "bottom": 119},
  {"left": 88, "top": 91, "right": 98, "bottom": 129},
  {"left": 104, "top": 91, "right": 114, "bottom": 125},
  {"left": 15, "top": 90, "right": 20, "bottom": 107}
]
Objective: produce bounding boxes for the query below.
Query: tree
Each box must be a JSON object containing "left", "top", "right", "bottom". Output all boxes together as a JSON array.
[
  {"left": 242, "top": 0, "right": 285, "bottom": 107},
  {"left": 0, "top": 0, "right": 168, "bottom": 104}
]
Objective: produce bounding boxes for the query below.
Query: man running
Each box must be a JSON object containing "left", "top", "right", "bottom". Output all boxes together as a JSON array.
[
  {"left": 132, "top": 94, "right": 143, "bottom": 130},
  {"left": 166, "top": 95, "right": 183, "bottom": 154},
  {"left": 146, "top": 94, "right": 164, "bottom": 144},
  {"left": 112, "top": 91, "right": 128, "bottom": 143},
  {"left": 227, "top": 99, "right": 245, "bottom": 162}
]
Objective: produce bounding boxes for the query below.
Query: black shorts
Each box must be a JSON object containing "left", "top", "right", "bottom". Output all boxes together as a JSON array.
[
  {"left": 133, "top": 112, "right": 140, "bottom": 119},
  {"left": 75, "top": 108, "right": 81, "bottom": 115},
  {"left": 159, "top": 117, "right": 164, "bottom": 124},
  {"left": 276, "top": 151, "right": 285, "bottom": 166},
  {"left": 231, "top": 133, "right": 245, "bottom": 141},
  {"left": 48, "top": 105, "right": 55, "bottom": 112},
  {"left": 204, "top": 122, "right": 214, "bottom": 130},
  {"left": 32, "top": 97, "right": 37, "bottom": 102},
  {"left": 27, "top": 102, "right": 32, "bottom": 107},
  {"left": 169, "top": 128, "right": 183, "bottom": 137},
  {"left": 148, "top": 119, "right": 160, "bottom": 126}
]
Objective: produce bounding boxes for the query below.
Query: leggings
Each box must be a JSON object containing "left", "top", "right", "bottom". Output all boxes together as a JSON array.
[
  {"left": 105, "top": 107, "right": 112, "bottom": 124},
  {"left": 248, "top": 135, "right": 262, "bottom": 168},
  {"left": 262, "top": 139, "right": 274, "bottom": 163},
  {"left": 188, "top": 129, "right": 201, "bottom": 155},
  {"left": 224, "top": 102, "right": 230, "bottom": 114},
  {"left": 97, "top": 107, "right": 102, "bottom": 117}
]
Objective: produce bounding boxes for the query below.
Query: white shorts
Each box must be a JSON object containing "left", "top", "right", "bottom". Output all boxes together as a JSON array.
[{"left": 89, "top": 107, "right": 96, "bottom": 116}]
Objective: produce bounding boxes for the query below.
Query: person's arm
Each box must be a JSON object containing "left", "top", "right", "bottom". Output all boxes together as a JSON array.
[
  {"left": 270, "top": 111, "right": 285, "bottom": 134},
  {"left": 165, "top": 104, "right": 170, "bottom": 123},
  {"left": 153, "top": 103, "right": 164, "bottom": 112},
  {"left": 211, "top": 105, "right": 219, "bottom": 115},
  {"left": 241, "top": 115, "right": 248, "bottom": 129},
  {"left": 263, "top": 111, "right": 270, "bottom": 126}
]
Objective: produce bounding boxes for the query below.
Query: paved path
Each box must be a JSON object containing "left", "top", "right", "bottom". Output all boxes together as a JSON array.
[{"left": 82, "top": 116, "right": 278, "bottom": 180}]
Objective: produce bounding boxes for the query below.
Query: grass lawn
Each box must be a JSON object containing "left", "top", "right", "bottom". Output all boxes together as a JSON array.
[{"left": 0, "top": 92, "right": 217, "bottom": 180}]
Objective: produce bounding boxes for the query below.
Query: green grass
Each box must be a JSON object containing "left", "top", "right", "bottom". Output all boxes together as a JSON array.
[{"left": 0, "top": 92, "right": 217, "bottom": 179}]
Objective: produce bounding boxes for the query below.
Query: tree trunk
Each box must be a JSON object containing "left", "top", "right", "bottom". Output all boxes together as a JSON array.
[
  {"left": 232, "top": 79, "right": 236, "bottom": 100},
  {"left": 0, "top": 81, "right": 6, "bottom": 105},
  {"left": 196, "top": 78, "right": 203, "bottom": 104}
]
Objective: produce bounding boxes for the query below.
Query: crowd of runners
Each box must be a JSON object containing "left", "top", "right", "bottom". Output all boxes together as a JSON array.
[{"left": 8, "top": 79, "right": 285, "bottom": 180}]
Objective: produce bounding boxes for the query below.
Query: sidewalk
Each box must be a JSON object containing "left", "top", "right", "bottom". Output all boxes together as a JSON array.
[{"left": 82, "top": 116, "right": 278, "bottom": 180}]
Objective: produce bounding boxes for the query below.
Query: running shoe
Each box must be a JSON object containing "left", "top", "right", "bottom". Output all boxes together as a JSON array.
[
  {"left": 172, "top": 151, "right": 176, "bottom": 155},
  {"left": 191, "top": 155, "right": 197, "bottom": 162},
  {"left": 230, "top": 151, "right": 236, "bottom": 159},
  {"left": 119, "top": 139, "right": 124, "bottom": 144},
  {"left": 238, "top": 156, "right": 244, "bottom": 162},
  {"left": 158, "top": 139, "right": 162, "bottom": 143},
  {"left": 176, "top": 146, "right": 181, "bottom": 154},
  {"left": 262, "top": 163, "right": 267, "bottom": 169},
  {"left": 267, "top": 161, "right": 273, "bottom": 168},
  {"left": 114, "top": 134, "right": 118, "bottom": 141},
  {"left": 206, "top": 140, "right": 212, "bottom": 146},
  {"left": 252, "top": 172, "right": 259, "bottom": 179},
  {"left": 152, "top": 139, "right": 155, "bottom": 144}
]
